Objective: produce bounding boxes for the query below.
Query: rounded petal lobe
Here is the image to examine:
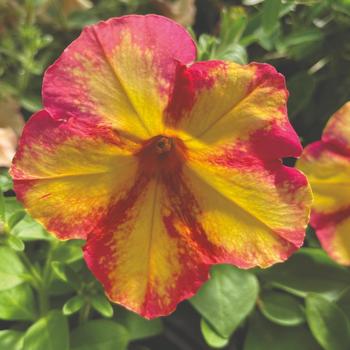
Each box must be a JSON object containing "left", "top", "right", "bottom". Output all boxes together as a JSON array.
[
  {"left": 166, "top": 61, "right": 301, "bottom": 159},
  {"left": 84, "top": 174, "right": 211, "bottom": 318},
  {"left": 298, "top": 103, "right": 350, "bottom": 264},
  {"left": 182, "top": 141, "right": 312, "bottom": 268},
  {"left": 10, "top": 110, "right": 138, "bottom": 240},
  {"left": 43, "top": 15, "right": 196, "bottom": 139}
]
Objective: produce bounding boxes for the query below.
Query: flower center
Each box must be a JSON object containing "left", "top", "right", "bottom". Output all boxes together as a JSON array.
[
  {"left": 137, "top": 135, "right": 186, "bottom": 176},
  {"left": 156, "top": 136, "right": 173, "bottom": 154}
]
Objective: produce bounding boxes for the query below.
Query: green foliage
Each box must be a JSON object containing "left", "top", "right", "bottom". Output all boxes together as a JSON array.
[
  {"left": 0, "top": 246, "right": 27, "bottom": 290},
  {"left": 0, "top": 330, "right": 24, "bottom": 350},
  {"left": 244, "top": 311, "right": 321, "bottom": 350},
  {"left": 2, "top": 0, "right": 350, "bottom": 349},
  {"left": 259, "top": 291, "right": 305, "bottom": 326},
  {"left": 190, "top": 265, "right": 259, "bottom": 339},
  {"left": 306, "top": 294, "right": 350, "bottom": 350},
  {"left": 70, "top": 320, "right": 129, "bottom": 350},
  {"left": 0, "top": 284, "right": 37, "bottom": 321},
  {"left": 23, "top": 310, "right": 69, "bottom": 350}
]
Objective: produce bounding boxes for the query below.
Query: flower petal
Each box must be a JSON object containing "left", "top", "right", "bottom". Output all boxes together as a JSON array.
[
  {"left": 164, "top": 60, "right": 311, "bottom": 267},
  {"left": 84, "top": 174, "right": 211, "bottom": 319},
  {"left": 165, "top": 61, "right": 301, "bottom": 158},
  {"left": 181, "top": 140, "right": 312, "bottom": 268},
  {"left": 43, "top": 15, "right": 196, "bottom": 140},
  {"left": 10, "top": 110, "right": 138, "bottom": 240},
  {"left": 297, "top": 103, "right": 350, "bottom": 264}
]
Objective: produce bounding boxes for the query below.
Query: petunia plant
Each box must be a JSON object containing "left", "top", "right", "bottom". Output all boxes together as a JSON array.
[
  {"left": 10, "top": 14, "right": 312, "bottom": 319},
  {"left": 298, "top": 102, "right": 350, "bottom": 265}
]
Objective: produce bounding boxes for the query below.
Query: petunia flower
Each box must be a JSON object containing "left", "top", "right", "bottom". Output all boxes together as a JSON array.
[
  {"left": 10, "top": 15, "right": 312, "bottom": 318},
  {"left": 297, "top": 102, "right": 350, "bottom": 265}
]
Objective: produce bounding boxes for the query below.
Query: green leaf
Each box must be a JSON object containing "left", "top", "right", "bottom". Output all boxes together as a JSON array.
[
  {"left": 260, "top": 248, "right": 350, "bottom": 300},
  {"left": 24, "top": 310, "right": 69, "bottom": 350},
  {"left": 0, "top": 171, "right": 13, "bottom": 192},
  {"left": 91, "top": 294, "right": 114, "bottom": 318},
  {"left": 52, "top": 240, "right": 84, "bottom": 263},
  {"left": 217, "top": 44, "right": 248, "bottom": 64},
  {"left": 337, "top": 287, "right": 350, "bottom": 321},
  {"left": 51, "top": 262, "right": 81, "bottom": 290},
  {"left": 7, "top": 210, "right": 26, "bottom": 230},
  {"left": 244, "top": 311, "right": 321, "bottom": 350},
  {"left": 0, "top": 246, "right": 26, "bottom": 291},
  {"left": 220, "top": 7, "right": 248, "bottom": 45},
  {"left": 306, "top": 294, "right": 350, "bottom": 350},
  {"left": 116, "top": 309, "right": 163, "bottom": 341},
  {"left": 7, "top": 234, "right": 25, "bottom": 252},
  {"left": 0, "top": 284, "right": 36, "bottom": 320},
  {"left": 262, "top": 0, "right": 281, "bottom": 34},
  {"left": 0, "top": 330, "right": 24, "bottom": 350},
  {"left": 51, "top": 261, "right": 68, "bottom": 282},
  {"left": 259, "top": 291, "right": 305, "bottom": 326},
  {"left": 70, "top": 320, "right": 129, "bottom": 350},
  {"left": 190, "top": 265, "right": 259, "bottom": 338},
  {"left": 200, "top": 318, "right": 229, "bottom": 349},
  {"left": 63, "top": 295, "right": 85, "bottom": 316},
  {"left": 11, "top": 214, "right": 50, "bottom": 241},
  {"left": 3, "top": 197, "right": 22, "bottom": 221}
]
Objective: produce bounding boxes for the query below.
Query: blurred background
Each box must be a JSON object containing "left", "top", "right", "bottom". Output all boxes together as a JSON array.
[{"left": 1, "top": 1, "right": 350, "bottom": 349}]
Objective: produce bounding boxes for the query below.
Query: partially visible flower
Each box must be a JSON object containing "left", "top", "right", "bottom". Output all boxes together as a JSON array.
[
  {"left": 154, "top": 0, "right": 196, "bottom": 26},
  {"left": 11, "top": 15, "right": 312, "bottom": 318},
  {"left": 0, "top": 96, "right": 24, "bottom": 167},
  {"left": 297, "top": 102, "right": 350, "bottom": 265}
]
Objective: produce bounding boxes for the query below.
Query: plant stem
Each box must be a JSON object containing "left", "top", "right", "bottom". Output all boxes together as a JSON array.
[{"left": 79, "top": 302, "right": 91, "bottom": 325}]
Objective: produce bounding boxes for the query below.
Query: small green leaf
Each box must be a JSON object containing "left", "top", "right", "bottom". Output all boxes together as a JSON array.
[
  {"left": 51, "top": 261, "right": 81, "bottom": 290},
  {"left": 0, "top": 330, "right": 24, "bottom": 350},
  {"left": 7, "top": 210, "right": 26, "bottom": 230},
  {"left": 24, "top": 310, "right": 69, "bottom": 350},
  {"left": 91, "top": 294, "right": 114, "bottom": 318},
  {"left": 70, "top": 320, "right": 129, "bottom": 350},
  {"left": 259, "top": 291, "right": 305, "bottom": 326},
  {"left": 0, "top": 284, "right": 36, "bottom": 320},
  {"left": 262, "top": 0, "right": 281, "bottom": 34},
  {"left": 116, "top": 309, "right": 163, "bottom": 341},
  {"left": 63, "top": 295, "right": 85, "bottom": 316},
  {"left": 220, "top": 7, "right": 248, "bottom": 45},
  {"left": 337, "top": 287, "right": 350, "bottom": 321},
  {"left": 200, "top": 318, "right": 229, "bottom": 348},
  {"left": 11, "top": 214, "right": 50, "bottom": 241},
  {"left": 7, "top": 234, "right": 25, "bottom": 252},
  {"left": 0, "top": 171, "right": 13, "bottom": 192},
  {"left": 260, "top": 248, "right": 350, "bottom": 300},
  {"left": 52, "top": 240, "right": 84, "bottom": 263},
  {"left": 217, "top": 44, "right": 248, "bottom": 64},
  {"left": 244, "top": 311, "right": 321, "bottom": 350},
  {"left": 306, "top": 293, "right": 350, "bottom": 350},
  {"left": 190, "top": 265, "right": 259, "bottom": 338},
  {"left": 0, "top": 246, "right": 26, "bottom": 291},
  {"left": 51, "top": 261, "right": 68, "bottom": 282},
  {"left": 3, "top": 197, "right": 22, "bottom": 221}
]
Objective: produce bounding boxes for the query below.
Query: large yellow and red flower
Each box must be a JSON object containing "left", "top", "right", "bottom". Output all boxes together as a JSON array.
[
  {"left": 298, "top": 102, "right": 350, "bottom": 265},
  {"left": 10, "top": 15, "right": 312, "bottom": 318}
]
